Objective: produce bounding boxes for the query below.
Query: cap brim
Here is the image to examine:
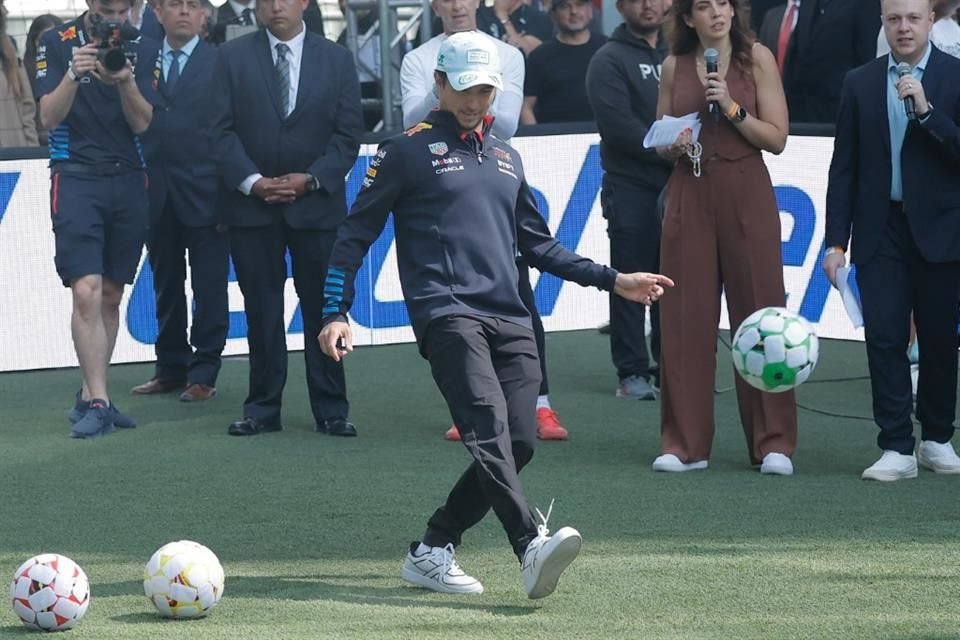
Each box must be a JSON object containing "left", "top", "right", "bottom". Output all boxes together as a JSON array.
[{"left": 449, "top": 71, "right": 503, "bottom": 92}]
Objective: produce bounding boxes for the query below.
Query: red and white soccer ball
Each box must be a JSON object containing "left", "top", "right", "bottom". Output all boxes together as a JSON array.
[{"left": 9, "top": 554, "right": 90, "bottom": 631}]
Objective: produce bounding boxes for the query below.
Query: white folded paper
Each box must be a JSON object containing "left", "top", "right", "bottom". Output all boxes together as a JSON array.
[
  {"left": 642, "top": 112, "right": 702, "bottom": 149},
  {"left": 835, "top": 266, "right": 863, "bottom": 328}
]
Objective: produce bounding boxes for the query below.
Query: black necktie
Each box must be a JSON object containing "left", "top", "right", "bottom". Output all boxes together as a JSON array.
[
  {"left": 165, "top": 49, "right": 182, "bottom": 96},
  {"left": 275, "top": 43, "right": 290, "bottom": 117}
]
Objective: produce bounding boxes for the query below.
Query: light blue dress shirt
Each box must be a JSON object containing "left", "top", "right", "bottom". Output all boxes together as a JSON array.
[
  {"left": 161, "top": 35, "right": 200, "bottom": 81},
  {"left": 887, "top": 43, "right": 932, "bottom": 201}
]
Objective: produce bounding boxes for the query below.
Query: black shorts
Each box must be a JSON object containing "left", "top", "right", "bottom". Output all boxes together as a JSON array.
[{"left": 50, "top": 168, "right": 148, "bottom": 288}]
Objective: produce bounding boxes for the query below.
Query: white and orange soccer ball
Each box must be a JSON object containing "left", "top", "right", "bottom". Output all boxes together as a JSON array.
[
  {"left": 143, "top": 540, "right": 224, "bottom": 619},
  {"left": 10, "top": 553, "right": 90, "bottom": 631}
]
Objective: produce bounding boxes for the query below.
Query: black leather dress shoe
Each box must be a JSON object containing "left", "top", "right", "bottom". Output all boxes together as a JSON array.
[
  {"left": 316, "top": 417, "right": 358, "bottom": 437},
  {"left": 227, "top": 417, "right": 283, "bottom": 436}
]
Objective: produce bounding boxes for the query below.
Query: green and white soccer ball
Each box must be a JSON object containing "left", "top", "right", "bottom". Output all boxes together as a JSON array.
[
  {"left": 731, "top": 307, "right": 819, "bottom": 393},
  {"left": 143, "top": 540, "right": 224, "bottom": 619}
]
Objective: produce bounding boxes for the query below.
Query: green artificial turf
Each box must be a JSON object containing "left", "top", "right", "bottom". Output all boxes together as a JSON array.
[{"left": 1, "top": 330, "right": 958, "bottom": 639}]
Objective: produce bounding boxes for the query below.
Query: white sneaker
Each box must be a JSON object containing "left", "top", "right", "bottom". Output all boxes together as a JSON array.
[
  {"left": 521, "top": 501, "right": 582, "bottom": 600},
  {"left": 401, "top": 543, "right": 484, "bottom": 594},
  {"left": 861, "top": 450, "right": 918, "bottom": 481},
  {"left": 917, "top": 440, "right": 960, "bottom": 474},
  {"left": 760, "top": 452, "right": 794, "bottom": 476},
  {"left": 651, "top": 454, "right": 708, "bottom": 472}
]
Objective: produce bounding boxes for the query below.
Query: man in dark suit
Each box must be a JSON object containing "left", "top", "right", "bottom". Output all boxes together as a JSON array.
[
  {"left": 213, "top": 0, "right": 363, "bottom": 437},
  {"left": 132, "top": 0, "right": 229, "bottom": 402},
  {"left": 783, "top": 0, "right": 880, "bottom": 123},
  {"left": 824, "top": 0, "right": 960, "bottom": 481},
  {"left": 757, "top": 3, "right": 785, "bottom": 55},
  {"left": 214, "top": 0, "right": 323, "bottom": 36}
]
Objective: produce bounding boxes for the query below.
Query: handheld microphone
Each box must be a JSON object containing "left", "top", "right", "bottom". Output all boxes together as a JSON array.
[
  {"left": 704, "top": 48, "right": 720, "bottom": 121},
  {"left": 896, "top": 62, "right": 917, "bottom": 120}
]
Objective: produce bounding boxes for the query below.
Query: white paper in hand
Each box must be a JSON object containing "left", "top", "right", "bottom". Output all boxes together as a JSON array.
[
  {"left": 835, "top": 266, "right": 863, "bottom": 328},
  {"left": 642, "top": 112, "right": 702, "bottom": 149}
]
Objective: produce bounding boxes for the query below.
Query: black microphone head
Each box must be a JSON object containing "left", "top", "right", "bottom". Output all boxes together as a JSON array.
[
  {"left": 704, "top": 48, "right": 719, "bottom": 65},
  {"left": 896, "top": 61, "right": 912, "bottom": 78}
]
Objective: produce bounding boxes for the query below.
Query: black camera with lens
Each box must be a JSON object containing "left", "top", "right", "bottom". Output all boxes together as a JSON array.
[{"left": 90, "top": 14, "right": 141, "bottom": 73}]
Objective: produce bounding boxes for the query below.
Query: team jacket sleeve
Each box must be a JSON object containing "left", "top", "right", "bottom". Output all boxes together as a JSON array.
[
  {"left": 33, "top": 30, "right": 64, "bottom": 99},
  {"left": 322, "top": 140, "right": 406, "bottom": 322},
  {"left": 515, "top": 178, "right": 618, "bottom": 291},
  {"left": 307, "top": 50, "right": 363, "bottom": 194},
  {"left": 824, "top": 72, "right": 858, "bottom": 250}
]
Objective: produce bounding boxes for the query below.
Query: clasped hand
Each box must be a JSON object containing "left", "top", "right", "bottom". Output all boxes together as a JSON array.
[{"left": 252, "top": 174, "right": 310, "bottom": 204}]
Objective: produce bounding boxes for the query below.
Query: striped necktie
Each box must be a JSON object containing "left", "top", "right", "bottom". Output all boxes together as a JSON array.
[{"left": 275, "top": 42, "right": 290, "bottom": 117}]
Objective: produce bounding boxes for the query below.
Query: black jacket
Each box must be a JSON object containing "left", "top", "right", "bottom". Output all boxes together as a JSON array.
[
  {"left": 141, "top": 40, "right": 220, "bottom": 228},
  {"left": 782, "top": 0, "right": 879, "bottom": 124},
  {"left": 323, "top": 110, "right": 618, "bottom": 345},
  {"left": 826, "top": 47, "right": 960, "bottom": 264},
  {"left": 586, "top": 24, "right": 672, "bottom": 191}
]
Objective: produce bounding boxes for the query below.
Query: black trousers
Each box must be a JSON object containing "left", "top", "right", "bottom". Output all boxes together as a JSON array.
[
  {"left": 857, "top": 204, "right": 960, "bottom": 454},
  {"left": 230, "top": 223, "right": 348, "bottom": 427},
  {"left": 421, "top": 315, "right": 540, "bottom": 559},
  {"left": 516, "top": 259, "right": 548, "bottom": 396},
  {"left": 602, "top": 178, "right": 662, "bottom": 382},
  {"left": 147, "top": 201, "right": 229, "bottom": 386}
]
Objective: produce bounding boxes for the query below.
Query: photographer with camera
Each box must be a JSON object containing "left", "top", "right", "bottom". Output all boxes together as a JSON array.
[{"left": 35, "top": 0, "right": 159, "bottom": 439}]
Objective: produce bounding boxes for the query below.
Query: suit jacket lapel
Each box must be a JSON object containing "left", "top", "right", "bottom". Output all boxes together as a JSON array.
[
  {"left": 254, "top": 30, "right": 285, "bottom": 119},
  {"left": 168, "top": 41, "right": 208, "bottom": 97},
  {"left": 867, "top": 57, "right": 892, "bottom": 157},
  {"left": 287, "top": 31, "right": 319, "bottom": 122},
  {"left": 920, "top": 46, "right": 943, "bottom": 110},
  {"left": 793, "top": 0, "right": 816, "bottom": 58}
]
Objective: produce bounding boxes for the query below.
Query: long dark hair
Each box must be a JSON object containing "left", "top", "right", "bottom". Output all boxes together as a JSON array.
[
  {"left": 664, "top": 0, "right": 756, "bottom": 73},
  {"left": 0, "top": 0, "right": 23, "bottom": 98}
]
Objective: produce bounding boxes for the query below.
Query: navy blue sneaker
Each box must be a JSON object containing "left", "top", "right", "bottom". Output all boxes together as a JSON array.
[
  {"left": 68, "top": 391, "right": 136, "bottom": 428},
  {"left": 70, "top": 400, "right": 116, "bottom": 439},
  {"left": 109, "top": 402, "right": 137, "bottom": 429},
  {"left": 67, "top": 391, "right": 87, "bottom": 424}
]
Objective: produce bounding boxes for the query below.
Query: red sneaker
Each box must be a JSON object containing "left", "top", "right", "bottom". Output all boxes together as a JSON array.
[
  {"left": 444, "top": 424, "right": 461, "bottom": 441},
  {"left": 536, "top": 408, "right": 568, "bottom": 441}
]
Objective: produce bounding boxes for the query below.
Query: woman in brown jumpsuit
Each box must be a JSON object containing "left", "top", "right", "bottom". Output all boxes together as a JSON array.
[{"left": 652, "top": 0, "right": 797, "bottom": 474}]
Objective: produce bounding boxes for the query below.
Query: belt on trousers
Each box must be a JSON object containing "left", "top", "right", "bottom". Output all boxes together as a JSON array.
[{"left": 51, "top": 161, "right": 140, "bottom": 176}]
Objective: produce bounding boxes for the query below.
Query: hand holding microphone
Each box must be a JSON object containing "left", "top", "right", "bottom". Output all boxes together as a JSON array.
[
  {"left": 895, "top": 62, "right": 929, "bottom": 120},
  {"left": 703, "top": 48, "right": 734, "bottom": 122}
]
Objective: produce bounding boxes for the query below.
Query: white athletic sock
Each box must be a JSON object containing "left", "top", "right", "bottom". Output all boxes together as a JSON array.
[
  {"left": 536, "top": 395, "right": 550, "bottom": 410},
  {"left": 415, "top": 542, "right": 433, "bottom": 556}
]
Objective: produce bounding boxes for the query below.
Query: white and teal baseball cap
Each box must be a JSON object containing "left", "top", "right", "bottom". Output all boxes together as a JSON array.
[{"left": 436, "top": 31, "right": 503, "bottom": 92}]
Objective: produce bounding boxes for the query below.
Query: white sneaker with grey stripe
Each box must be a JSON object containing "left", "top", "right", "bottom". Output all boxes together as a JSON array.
[{"left": 401, "top": 542, "right": 484, "bottom": 594}]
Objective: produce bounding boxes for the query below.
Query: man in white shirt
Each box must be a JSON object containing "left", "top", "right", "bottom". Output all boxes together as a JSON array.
[
  {"left": 400, "top": 0, "right": 524, "bottom": 140},
  {"left": 402, "top": 0, "right": 572, "bottom": 443}
]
